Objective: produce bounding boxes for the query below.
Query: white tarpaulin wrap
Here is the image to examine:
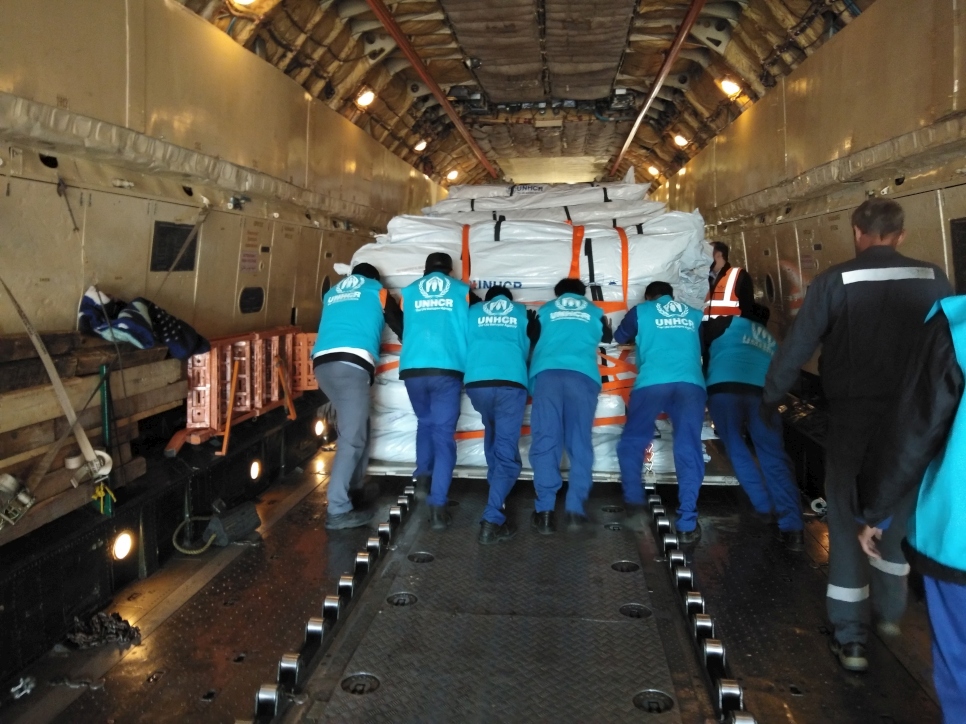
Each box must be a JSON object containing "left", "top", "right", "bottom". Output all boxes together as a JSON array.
[
  {"left": 423, "top": 183, "right": 652, "bottom": 215},
  {"left": 349, "top": 183, "right": 714, "bottom": 476}
]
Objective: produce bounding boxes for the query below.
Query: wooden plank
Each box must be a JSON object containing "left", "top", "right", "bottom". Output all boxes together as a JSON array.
[
  {"left": 0, "top": 380, "right": 187, "bottom": 460},
  {"left": 0, "top": 356, "right": 78, "bottom": 393},
  {"left": 0, "top": 358, "right": 183, "bottom": 434},
  {"left": 0, "top": 332, "right": 81, "bottom": 363},
  {"left": 0, "top": 421, "right": 138, "bottom": 478},
  {"left": 73, "top": 344, "right": 169, "bottom": 377},
  {"left": 0, "top": 457, "right": 147, "bottom": 547}
]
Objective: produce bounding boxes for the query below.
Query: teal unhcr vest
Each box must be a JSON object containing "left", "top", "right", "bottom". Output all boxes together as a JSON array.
[
  {"left": 464, "top": 297, "right": 530, "bottom": 387},
  {"left": 706, "top": 317, "right": 777, "bottom": 389},
  {"left": 529, "top": 293, "right": 604, "bottom": 388},
  {"left": 312, "top": 274, "right": 386, "bottom": 361},
  {"left": 633, "top": 296, "right": 705, "bottom": 389},
  {"left": 399, "top": 271, "right": 470, "bottom": 375},
  {"left": 906, "top": 295, "right": 966, "bottom": 572}
]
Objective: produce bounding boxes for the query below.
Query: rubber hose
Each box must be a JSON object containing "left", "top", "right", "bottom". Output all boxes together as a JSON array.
[{"left": 172, "top": 516, "right": 216, "bottom": 555}]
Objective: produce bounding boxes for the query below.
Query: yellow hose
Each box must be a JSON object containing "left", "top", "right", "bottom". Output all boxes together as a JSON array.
[{"left": 172, "top": 516, "right": 216, "bottom": 555}]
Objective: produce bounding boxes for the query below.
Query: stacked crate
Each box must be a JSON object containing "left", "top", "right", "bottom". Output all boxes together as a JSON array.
[{"left": 0, "top": 333, "right": 187, "bottom": 545}]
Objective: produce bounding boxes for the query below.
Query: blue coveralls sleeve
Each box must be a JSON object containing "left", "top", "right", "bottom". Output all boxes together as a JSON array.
[
  {"left": 614, "top": 305, "right": 639, "bottom": 345},
  {"left": 762, "top": 273, "right": 833, "bottom": 405}
]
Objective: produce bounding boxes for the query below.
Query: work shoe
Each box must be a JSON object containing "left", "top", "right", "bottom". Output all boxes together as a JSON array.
[
  {"left": 479, "top": 521, "right": 516, "bottom": 545},
  {"left": 781, "top": 530, "right": 805, "bottom": 552},
  {"left": 531, "top": 511, "right": 556, "bottom": 535},
  {"left": 565, "top": 512, "right": 591, "bottom": 532},
  {"left": 325, "top": 508, "right": 374, "bottom": 530},
  {"left": 428, "top": 505, "right": 451, "bottom": 531},
  {"left": 677, "top": 524, "right": 702, "bottom": 545},
  {"left": 876, "top": 620, "right": 902, "bottom": 638},
  {"left": 829, "top": 640, "right": 868, "bottom": 672}
]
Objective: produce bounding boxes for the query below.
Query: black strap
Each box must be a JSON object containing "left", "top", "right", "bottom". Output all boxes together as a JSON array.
[
  {"left": 602, "top": 188, "right": 610, "bottom": 202},
  {"left": 584, "top": 239, "right": 604, "bottom": 301},
  {"left": 564, "top": 205, "right": 571, "bottom": 222},
  {"left": 508, "top": 184, "right": 516, "bottom": 197},
  {"left": 470, "top": 198, "right": 475, "bottom": 211},
  {"left": 492, "top": 211, "right": 498, "bottom": 220},
  {"left": 494, "top": 217, "right": 504, "bottom": 241},
  {"left": 636, "top": 223, "right": 644, "bottom": 234},
  {"left": 612, "top": 219, "right": 617, "bottom": 228}
]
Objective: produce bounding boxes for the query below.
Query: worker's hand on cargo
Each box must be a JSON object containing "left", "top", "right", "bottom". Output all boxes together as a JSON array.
[
  {"left": 858, "top": 525, "right": 884, "bottom": 559},
  {"left": 526, "top": 308, "right": 538, "bottom": 324}
]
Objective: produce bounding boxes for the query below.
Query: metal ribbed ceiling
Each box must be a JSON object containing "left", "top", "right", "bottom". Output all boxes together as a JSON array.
[{"left": 181, "top": 0, "right": 878, "bottom": 187}]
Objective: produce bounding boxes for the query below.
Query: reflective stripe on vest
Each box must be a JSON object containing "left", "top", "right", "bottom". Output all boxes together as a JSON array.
[{"left": 703, "top": 266, "right": 743, "bottom": 320}]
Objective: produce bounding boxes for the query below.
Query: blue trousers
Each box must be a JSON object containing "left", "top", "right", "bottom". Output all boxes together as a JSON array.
[
  {"left": 529, "top": 370, "right": 599, "bottom": 516},
  {"left": 708, "top": 392, "right": 803, "bottom": 532},
  {"left": 617, "top": 382, "right": 706, "bottom": 532},
  {"left": 925, "top": 576, "right": 966, "bottom": 722},
  {"left": 466, "top": 386, "right": 528, "bottom": 525},
  {"left": 404, "top": 375, "right": 463, "bottom": 507}
]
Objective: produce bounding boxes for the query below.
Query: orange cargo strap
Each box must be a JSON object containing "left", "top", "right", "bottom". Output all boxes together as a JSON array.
[
  {"left": 379, "top": 288, "right": 388, "bottom": 308},
  {"left": 461, "top": 224, "right": 471, "bottom": 283},
  {"left": 568, "top": 225, "right": 585, "bottom": 278},
  {"left": 593, "top": 228, "right": 631, "bottom": 313}
]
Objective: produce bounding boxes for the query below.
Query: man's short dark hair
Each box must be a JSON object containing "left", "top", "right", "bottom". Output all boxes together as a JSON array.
[
  {"left": 711, "top": 241, "right": 729, "bottom": 261},
  {"left": 851, "top": 198, "right": 905, "bottom": 238},
  {"left": 424, "top": 252, "right": 454, "bottom": 274},
  {"left": 554, "top": 278, "right": 587, "bottom": 297},
  {"left": 351, "top": 263, "right": 380, "bottom": 281},
  {"left": 645, "top": 281, "right": 674, "bottom": 300},
  {"left": 484, "top": 285, "right": 513, "bottom": 301}
]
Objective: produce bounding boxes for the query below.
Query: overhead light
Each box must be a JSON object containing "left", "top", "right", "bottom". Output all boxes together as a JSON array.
[
  {"left": 232, "top": 0, "right": 257, "bottom": 5},
  {"left": 414, "top": 140, "right": 428, "bottom": 152},
  {"left": 249, "top": 460, "right": 262, "bottom": 480},
  {"left": 447, "top": 170, "right": 459, "bottom": 181},
  {"left": 355, "top": 88, "right": 375, "bottom": 107},
  {"left": 673, "top": 134, "right": 689, "bottom": 147},
  {"left": 720, "top": 79, "right": 741, "bottom": 98},
  {"left": 648, "top": 165, "right": 660, "bottom": 177},
  {"left": 678, "top": 168, "right": 687, "bottom": 176},
  {"left": 314, "top": 419, "right": 325, "bottom": 437},
  {"left": 112, "top": 531, "right": 134, "bottom": 560}
]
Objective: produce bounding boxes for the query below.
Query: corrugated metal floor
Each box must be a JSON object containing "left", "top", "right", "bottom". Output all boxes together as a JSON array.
[{"left": 4, "top": 466, "right": 942, "bottom": 723}]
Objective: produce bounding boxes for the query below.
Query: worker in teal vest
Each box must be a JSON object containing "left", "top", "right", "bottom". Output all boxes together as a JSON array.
[
  {"left": 528, "top": 277, "right": 612, "bottom": 534},
  {"left": 858, "top": 295, "right": 966, "bottom": 719},
  {"left": 464, "top": 285, "right": 535, "bottom": 544},
  {"left": 705, "top": 314, "right": 804, "bottom": 550},
  {"left": 399, "top": 252, "right": 475, "bottom": 530},
  {"left": 312, "top": 263, "right": 402, "bottom": 529},
  {"left": 615, "top": 281, "right": 706, "bottom": 543}
]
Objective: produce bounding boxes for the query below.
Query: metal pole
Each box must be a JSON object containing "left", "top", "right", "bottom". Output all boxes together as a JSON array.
[
  {"left": 363, "top": 0, "right": 499, "bottom": 178},
  {"left": 609, "top": 0, "right": 708, "bottom": 177}
]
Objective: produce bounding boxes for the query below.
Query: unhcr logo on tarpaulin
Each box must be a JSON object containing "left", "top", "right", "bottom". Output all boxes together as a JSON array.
[{"left": 415, "top": 274, "right": 454, "bottom": 310}]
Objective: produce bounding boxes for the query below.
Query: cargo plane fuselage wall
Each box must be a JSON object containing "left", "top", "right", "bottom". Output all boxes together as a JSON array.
[
  {"left": 0, "top": 0, "right": 443, "bottom": 338},
  {"left": 656, "top": 0, "right": 966, "bottom": 364}
]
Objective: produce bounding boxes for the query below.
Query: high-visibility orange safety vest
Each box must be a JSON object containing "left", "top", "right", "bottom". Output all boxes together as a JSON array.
[{"left": 703, "top": 266, "right": 744, "bottom": 321}]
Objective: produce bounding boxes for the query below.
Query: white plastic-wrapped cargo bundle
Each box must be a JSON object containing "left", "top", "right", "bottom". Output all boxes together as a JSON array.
[
  {"left": 345, "top": 183, "right": 714, "bottom": 478},
  {"left": 422, "top": 183, "right": 651, "bottom": 215}
]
